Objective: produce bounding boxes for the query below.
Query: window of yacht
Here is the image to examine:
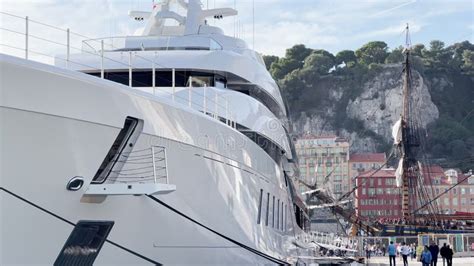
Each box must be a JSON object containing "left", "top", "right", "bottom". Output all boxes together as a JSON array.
[
  {"left": 277, "top": 199, "right": 280, "bottom": 229},
  {"left": 240, "top": 130, "right": 283, "bottom": 165},
  {"left": 132, "top": 71, "right": 153, "bottom": 87},
  {"left": 265, "top": 192, "right": 270, "bottom": 226},
  {"left": 189, "top": 75, "right": 213, "bottom": 87},
  {"left": 215, "top": 77, "right": 226, "bottom": 89},
  {"left": 86, "top": 70, "right": 226, "bottom": 88},
  {"left": 272, "top": 196, "right": 275, "bottom": 228},
  {"left": 281, "top": 201, "right": 284, "bottom": 231},
  {"left": 257, "top": 189, "right": 263, "bottom": 224}
]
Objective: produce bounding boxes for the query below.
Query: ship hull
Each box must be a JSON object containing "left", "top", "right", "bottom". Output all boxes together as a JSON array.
[{"left": 0, "top": 54, "right": 296, "bottom": 265}]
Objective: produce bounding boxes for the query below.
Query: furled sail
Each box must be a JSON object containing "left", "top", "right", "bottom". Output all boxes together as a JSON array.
[
  {"left": 392, "top": 118, "right": 402, "bottom": 145},
  {"left": 395, "top": 158, "right": 403, "bottom": 187}
]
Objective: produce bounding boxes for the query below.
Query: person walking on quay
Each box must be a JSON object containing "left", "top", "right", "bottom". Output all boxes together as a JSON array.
[
  {"left": 445, "top": 245, "right": 453, "bottom": 266},
  {"left": 411, "top": 244, "right": 416, "bottom": 260},
  {"left": 421, "top": 246, "right": 433, "bottom": 266},
  {"left": 388, "top": 241, "right": 397, "bottom": 266},
  {"left": 365, "top": 244, "right": 371, "bottom": 260},
  {"left": 429, "top": 242, "right": 439, "bottom": 266},
  {"left": 401, "top": 242, "right": 410, "bottom": 266},
  {"left": 440, "top": 243, "right": 448, "bottom": 266}
]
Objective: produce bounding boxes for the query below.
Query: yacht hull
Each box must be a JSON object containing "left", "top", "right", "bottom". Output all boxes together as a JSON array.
[{"left": 0, "top": 55, "right": 296, "bottom": 265}]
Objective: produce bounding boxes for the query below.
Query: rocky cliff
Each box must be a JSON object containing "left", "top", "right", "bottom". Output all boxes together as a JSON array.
[
  {"left": 269, "top": 41, "right": 474, "bottom": 170},
  {"left": 291, "top": 66, "right": 437, "bottom": 152}
]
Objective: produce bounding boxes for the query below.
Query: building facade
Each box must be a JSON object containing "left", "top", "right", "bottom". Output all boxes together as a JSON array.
[
  {"left": 428, "top": 167, "right": 474, "bottom": 214},
  {"left": 349, "top": 153, "right": 386, "bottom": 191},
  {"left": 295, "top": 135, "right": 350, "bottom": 199},
  {"left": 356, "top": 165, "right": 474, "bottom": 221},
  {"left": 355, "top": 168, "right": 402, "bottom": 220}
]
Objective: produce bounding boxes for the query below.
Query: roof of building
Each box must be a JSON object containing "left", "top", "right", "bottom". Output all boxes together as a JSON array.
[
  {"left": 298, "top": 134, "right": 337, "bottom": 140},
  {"left": 357, "top": 168, "right": 395, "bottom": 178},
  {"left": 349, "top": 153, "right": 386, "bottom": 162},
  {"left": 422, "top": 165, "right": 445, "bottom": 175}
]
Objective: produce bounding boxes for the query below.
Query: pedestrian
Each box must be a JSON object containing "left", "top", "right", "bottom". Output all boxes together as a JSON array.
[
  {"left": 366, "top": 244, "right": 371, "bottom": 260},
  {"left": 388, "top": 241, "right": 397, "bottom": 266},
  {"left": 411, "top": 244, "right": 416, "bottom": 260},
  {"left": 421, "top": 246, "right": 432, "bottom": 266},
  {"left": 401, "top": 242, "right": 410, "bottom": 266},
  {"left": 382, "top": 246, "right": 386, "bottom": 256},
  {"left": 445, "top": 245, "right": 453, "bottom": 266},
  {"left": 429, "top": 242, "right": 439, "bottom": 266},
  {"left": 440, "top": 243, "right": 448, "bottom": 266}
]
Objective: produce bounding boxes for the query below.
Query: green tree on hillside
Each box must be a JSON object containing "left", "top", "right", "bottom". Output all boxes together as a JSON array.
[
  {"left": 270, "top": 58, "right": 302, "bottom": 79},
  {"left": 335, "top": 50, "right": 357, "bottom": 65},
  {"left": 385, "top": 46, "right": 404, "bottom": 64},
  {"left": 411, "top": 44, "right": 425, "bottom": 57},
  {"left": 461, "top": 50, "right": 474, "bottom": 74},
  {"left": 285, "top": 44, "right": 312, "bottom": 62},
  {"left": 355, "top": 41, "right": 389, "bottom": 65},
  {"left": 262, "top": 55, "right": 279, "bottom": 71},
  {"left": 303, "top": 51, "right": 335, "bottom": 75}
]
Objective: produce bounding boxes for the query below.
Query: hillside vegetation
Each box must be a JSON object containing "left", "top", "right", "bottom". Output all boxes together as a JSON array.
[{"left": 264, "top": 41, "right": 474, "bottom": 171}]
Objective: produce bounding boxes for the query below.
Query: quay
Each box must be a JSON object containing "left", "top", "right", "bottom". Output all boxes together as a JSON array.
[{"left": 364, "top": 256, "right": 474, "bottom": 266}]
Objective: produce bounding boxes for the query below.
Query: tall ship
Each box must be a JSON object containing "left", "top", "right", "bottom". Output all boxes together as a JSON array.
[
  {"left": 0, "top": 0, "right": 358, "bottom": 264},
  {"left": 348, "top": 25, "right": 474, "bottom": 237}
]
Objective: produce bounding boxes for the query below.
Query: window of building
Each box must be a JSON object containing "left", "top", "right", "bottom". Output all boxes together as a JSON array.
[
  {"left": 368, "top": 188, "right": 375, "bottom": 196},
  {"left": 453, "top": 198, "right": 458, "bottom": 206},
  {"left": 377, "top": 188, "right": 383, "bottom": 195},
  {"left": 444, "top": 198, "right": 449, "bottom": 205},
  {"left": 453, "top": 188, "right": 457, "bottom": 194},
  {"left": 362, "top": 188, "right": 366, "bottom": 195},
  {"left": 461, "top": 188, "right": 466, "bottom": 195},
  {"left": 461, "top": 198, "right": 467, "bottom": 206},
  {"left": 369, "top": 178, "right": 374, "bottom": 187}
]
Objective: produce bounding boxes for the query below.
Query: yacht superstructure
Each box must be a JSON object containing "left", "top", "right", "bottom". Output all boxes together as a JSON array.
[{"left": 1, "top": 1, "right": 356, "bottom": 264}]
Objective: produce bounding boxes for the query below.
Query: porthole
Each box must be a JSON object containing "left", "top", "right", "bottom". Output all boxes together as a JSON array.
[{"left": 66, "top": 176, "right": 84, "bottom": 191}]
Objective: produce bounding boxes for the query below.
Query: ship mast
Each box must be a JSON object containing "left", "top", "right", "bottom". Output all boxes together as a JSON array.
[{"left": 400, "top": 23, "right": 415, "bottom": 219}]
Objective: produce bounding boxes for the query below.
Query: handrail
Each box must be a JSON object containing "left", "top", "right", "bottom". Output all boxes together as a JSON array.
[{"left": 0, "top": 11, "right": 236, "bottom": 129}]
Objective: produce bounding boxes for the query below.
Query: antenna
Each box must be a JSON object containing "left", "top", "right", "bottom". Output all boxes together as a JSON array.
[
  {"left": 252, "top": 0, "right": 255, "bottom": 49},
  {"left": 233, "top": 0, "right": 236, "bottom": 38}
]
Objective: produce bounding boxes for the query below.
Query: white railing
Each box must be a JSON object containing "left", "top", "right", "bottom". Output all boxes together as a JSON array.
[
  {"left": 112, "top": 146, "right": 169, "bottom": 185},
  {"left": 307, "top": 231, "right": 359, "bottom": 251},
  {"left": 81, "top": 35, "right": 223, "bottom": 53},
  {"left": 0, "top": 11, "right": 237, "bottom": 129}
]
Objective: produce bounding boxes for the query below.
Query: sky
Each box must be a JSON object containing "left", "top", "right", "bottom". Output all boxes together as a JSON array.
[{"left": 0, "top": 0, "right": 473, "bottom": 57}]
